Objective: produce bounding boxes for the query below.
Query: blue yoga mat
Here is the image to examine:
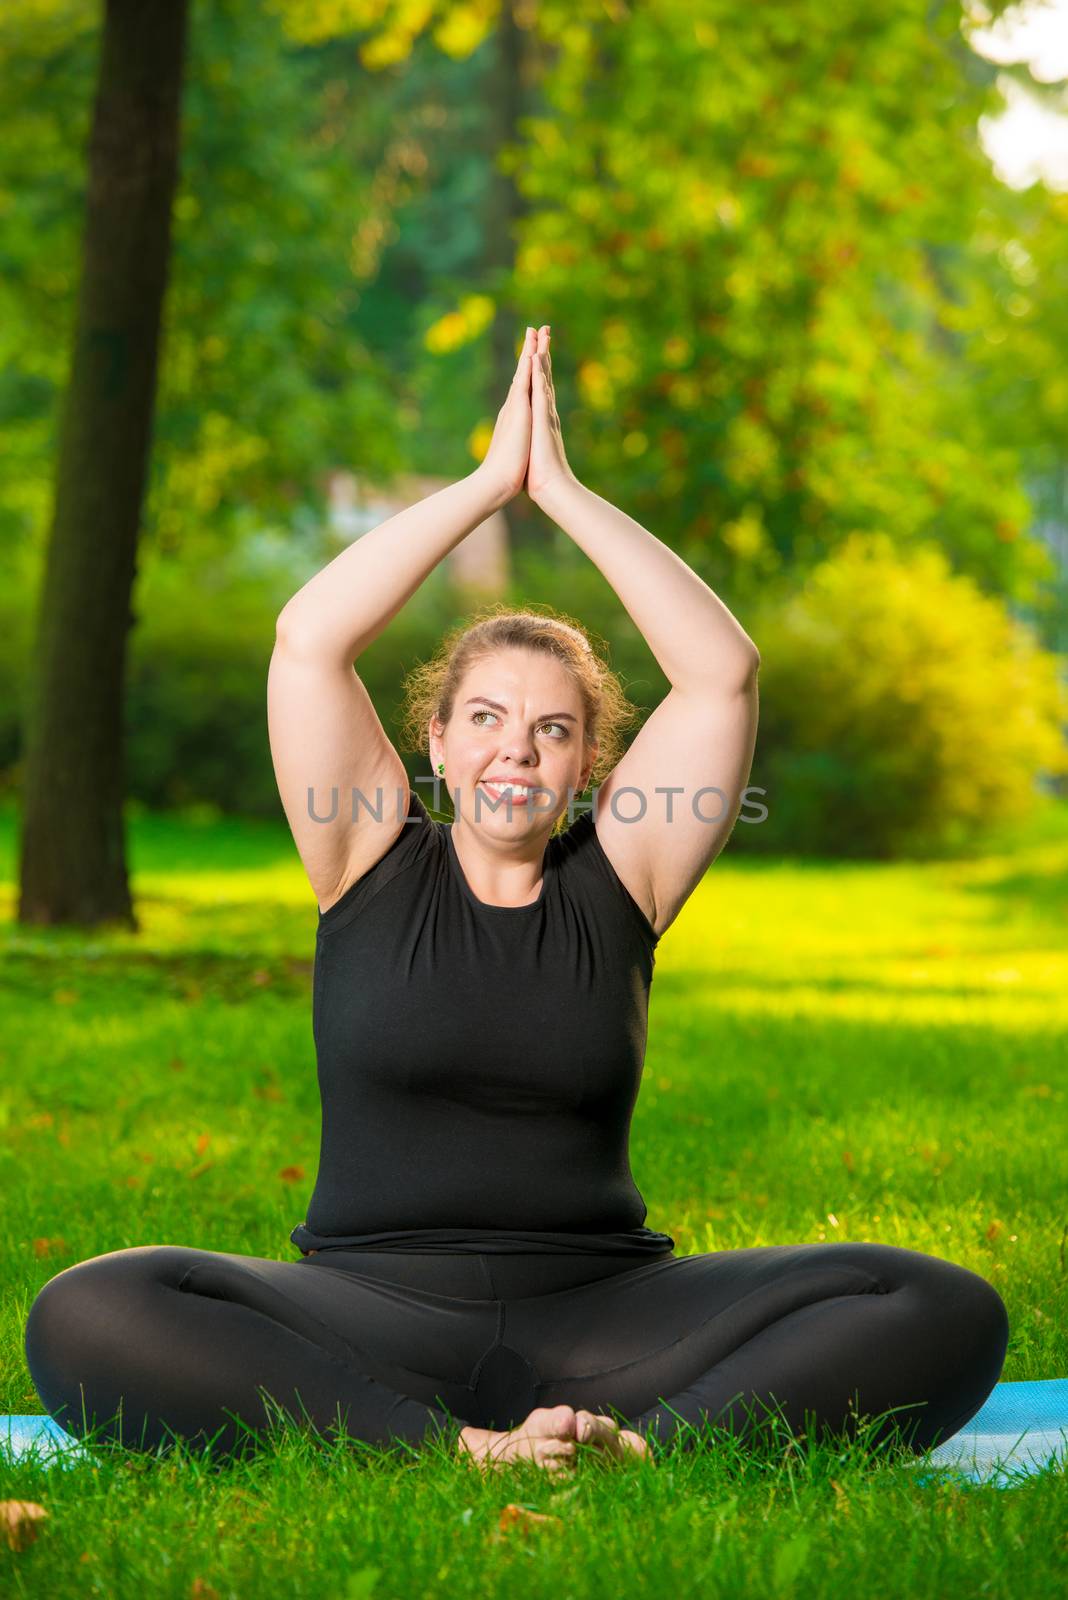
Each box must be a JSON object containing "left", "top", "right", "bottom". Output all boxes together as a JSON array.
[{"left": 2, "top": 1381, "right": 1066, "bottom": 1486}]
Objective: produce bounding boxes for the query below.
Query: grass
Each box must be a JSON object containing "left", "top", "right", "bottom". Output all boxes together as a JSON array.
[{"left": 1, "top": 795, "right": 1066, "bottom": 1597}]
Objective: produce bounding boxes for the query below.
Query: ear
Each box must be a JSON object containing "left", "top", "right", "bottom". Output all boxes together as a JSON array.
[{"left": 580, "top": 739, "right": 599, "bottom": 791}]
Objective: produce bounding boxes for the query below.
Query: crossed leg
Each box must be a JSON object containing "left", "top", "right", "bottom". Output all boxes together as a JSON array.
[
  {"left": 513, "top": 1240, "right": 1010, "bottom": 1456},
  {"left": 23, "top": 1244, "right": 477, "bottom": 1459},
  {"left": 23, "top": 1238, "right": 1009, "bottom": 1466}
]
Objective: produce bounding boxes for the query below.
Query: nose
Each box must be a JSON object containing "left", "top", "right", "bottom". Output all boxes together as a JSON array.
[{"left": 498, "top": 729, "right": 538, "bottom": 766}]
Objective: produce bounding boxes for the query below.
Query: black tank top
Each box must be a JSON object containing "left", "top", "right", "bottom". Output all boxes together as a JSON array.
[{"left": 289, "top": 787, "right": 675, "bottom": 1258}]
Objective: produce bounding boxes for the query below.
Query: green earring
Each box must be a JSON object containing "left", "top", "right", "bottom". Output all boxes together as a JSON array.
[{"left": 437, "top": 762, "right": 444, "bottom": 775}]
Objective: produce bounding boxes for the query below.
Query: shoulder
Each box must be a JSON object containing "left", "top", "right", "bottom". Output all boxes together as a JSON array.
[
  {"left": 317, "top": 787, "right": 441, "bottom": 933},
  {"left": 555, "top": 807, "right": 660, "bottom": 948}
]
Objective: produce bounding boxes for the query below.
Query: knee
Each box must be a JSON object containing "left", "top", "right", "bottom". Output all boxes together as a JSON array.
[
  {"left": 24, "top": 1247, "right": 179, "bottom": 1381},
  {"left": 909, "top": 1250, "right": 1010, "bottom": 1376},
  {"left": 959, "top": 1266, "right": 1010, "bottom": 1370},
  {"left": 26, "top": 1255, "right": 112, "bottom": 1375},
  {"left": 856, "top": 1242, "right": 1010, "bottom": 1370}
]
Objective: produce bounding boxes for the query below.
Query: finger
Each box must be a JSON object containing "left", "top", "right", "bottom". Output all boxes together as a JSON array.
[
  {"left": 533, "top": 349, "right": 550, "bottom": 409},
  {"left": 513, "top": 327, "right": 534, "bottom": 381}
]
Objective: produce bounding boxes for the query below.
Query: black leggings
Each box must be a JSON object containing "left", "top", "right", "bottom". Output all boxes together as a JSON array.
[{"left": 23, "top": 1239, "right": 1009, "bottom": 1462}]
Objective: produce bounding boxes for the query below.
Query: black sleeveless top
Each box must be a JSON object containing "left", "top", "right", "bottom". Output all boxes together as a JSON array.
[{"left": 289, "top": 787, "right": 675, "bottom": 1258}]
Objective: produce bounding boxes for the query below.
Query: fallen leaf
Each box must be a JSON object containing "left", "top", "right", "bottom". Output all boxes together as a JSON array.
[
  {"left": 829, "top": 1478, "right": 851, "bottom": 1516},
  {"left": 33, "top": 1237, "right": 68, "bottom": 1259},
  {"left": 190, "top": 1580, "right": 220, "bottom": 1598},
  {"left": 493, "top": 1503, "right": 563, "bottom": 1540},
  {"left": 196, "top": 1134, "right": 211, "bottom": 1155},
  {"left": 278, "top": 1166, "right": 305, "bottom": 1183},
  {"left": 0, "top": 1500, "right": 49, "bottom": 1552}
]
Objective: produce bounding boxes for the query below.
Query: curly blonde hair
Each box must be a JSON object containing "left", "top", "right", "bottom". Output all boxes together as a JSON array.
[{"left": 397, "top": 602, "right": 641, "bottom": 834}]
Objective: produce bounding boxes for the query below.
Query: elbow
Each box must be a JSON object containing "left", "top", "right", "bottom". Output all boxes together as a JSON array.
[
  {"left": 274, "top": 604, "right": 307, "bottom": 648},
  {"left": 736, "top": 645, "right": 761, "bottom": 687}
]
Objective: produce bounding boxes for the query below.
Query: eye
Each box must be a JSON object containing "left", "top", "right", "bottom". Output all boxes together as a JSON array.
[{"left": 470, "top": 710, "right": 568, "bottom": 738}]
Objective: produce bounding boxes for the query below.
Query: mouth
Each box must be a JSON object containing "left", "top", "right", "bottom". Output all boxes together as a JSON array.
[{"left": 479, "top": 779, "right": 540, "bottom": 805}]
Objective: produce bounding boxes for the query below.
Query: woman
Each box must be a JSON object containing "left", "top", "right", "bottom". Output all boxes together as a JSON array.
[{"left": 24, "top": 326, "right": 1009, "bottom": 1476}]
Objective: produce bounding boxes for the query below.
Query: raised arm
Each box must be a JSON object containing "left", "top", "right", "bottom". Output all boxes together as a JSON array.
[
  {"left": 527, "top": 329, "right": 759, "bottom": 695},
  {"left": 269, "top": 329, "right": 540, "bottom": 911},
  {"left": 527, "top": 328, "right": 761, "bottom": 939},
  {"left": 276, "top": 326, "right": 540, "bottom": 662}
]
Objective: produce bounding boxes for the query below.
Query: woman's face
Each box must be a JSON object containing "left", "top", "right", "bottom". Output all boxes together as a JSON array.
[{"left": 430, "top": 648, "right": 595, "bottom": 831}]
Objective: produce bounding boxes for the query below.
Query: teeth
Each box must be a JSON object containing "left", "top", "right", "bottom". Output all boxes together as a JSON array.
[{"left": 483, "top": 781, "right": 533, "bottom": 796}]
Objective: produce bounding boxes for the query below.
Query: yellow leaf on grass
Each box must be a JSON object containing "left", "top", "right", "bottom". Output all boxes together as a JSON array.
[
  {"left": 493, "top": 1503, "right": 563, "bottom": 1540},
  {"left": 32, "top": 1237, "right": 68, "bottom": 1259},
  {"left": 0, "top": 1500, "right": 49, "bottom": 1552}
]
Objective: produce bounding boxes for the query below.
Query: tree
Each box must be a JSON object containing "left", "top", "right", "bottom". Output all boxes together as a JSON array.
[{"left": 18, "top": 0, "right": 190, "bottom": 927}]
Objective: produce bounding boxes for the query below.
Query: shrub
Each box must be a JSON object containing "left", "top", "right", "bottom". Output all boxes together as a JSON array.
[{"left": 747, "top": 532, "right": 1068, "bottom": 857}]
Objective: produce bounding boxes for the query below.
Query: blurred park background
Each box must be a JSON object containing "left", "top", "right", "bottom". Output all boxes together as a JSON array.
[
  {"left": 2, "top": 0, "right": 1068, "bottom": 927},
  {"left": 3, "top": 9, "right": 1068, "bottom": 1571}
]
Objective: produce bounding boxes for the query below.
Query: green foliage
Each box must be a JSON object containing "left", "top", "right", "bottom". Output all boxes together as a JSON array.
[
  {"left": 3, "top": 0, "right": 1064, "bottom": 633},
  {"left": 4, "top": 524, "right": 1065, "bottom": 858},
  {"left": 115, "top": 543, "right": 467, "bottom": 818},
  {"left": 748, "top": 533, "right": 1068, "bottom": 858},
  {"left": 2, "top": 0, "right": 1066, "bottom": 859},
  {"left": 0, "top": 0, "right": 411, "bottom": 561},
  {"left": 123, "top": 566, "right": 282, "bottom": 819},
  {"left": 504, "top": 0, "right": 1060, "bottom": 624}
]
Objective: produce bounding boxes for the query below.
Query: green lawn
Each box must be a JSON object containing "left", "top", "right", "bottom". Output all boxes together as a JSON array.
[{"left": 2, "top": 799, "right": 1066, "bottom": 1597}]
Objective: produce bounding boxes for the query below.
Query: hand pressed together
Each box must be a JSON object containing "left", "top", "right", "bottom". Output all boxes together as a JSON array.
[{"left": 476, "top": 325, "right": 578, "bottom": 510}]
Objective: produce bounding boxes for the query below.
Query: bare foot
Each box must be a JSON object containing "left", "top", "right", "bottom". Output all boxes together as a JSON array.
[{"left": 458, "top": 1405, "right": 653, "bottom": 1474}]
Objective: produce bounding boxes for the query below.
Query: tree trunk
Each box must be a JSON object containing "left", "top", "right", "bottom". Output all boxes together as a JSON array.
[{"left": 18, "top": 0, "right": 190, "bottom": 929}]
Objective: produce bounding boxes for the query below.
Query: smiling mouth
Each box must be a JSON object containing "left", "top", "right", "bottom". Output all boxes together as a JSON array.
[{"left": 479, "top": 780, "right": 539, "bottom": 804}]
